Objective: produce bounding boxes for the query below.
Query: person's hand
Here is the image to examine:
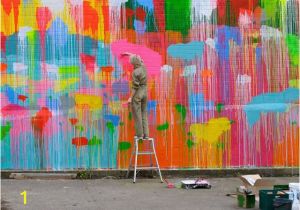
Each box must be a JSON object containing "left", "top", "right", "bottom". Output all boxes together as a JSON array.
[
  {"left": 127, "top": 97, "right": 132, "bottom": 103},
  {"left": 121, "top": 52, "right": 133, "bottom": 57}
]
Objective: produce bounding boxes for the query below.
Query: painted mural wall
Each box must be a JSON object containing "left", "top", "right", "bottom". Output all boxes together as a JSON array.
[{"left": 0, "top": 0, "right": 299, "bottom": 170}]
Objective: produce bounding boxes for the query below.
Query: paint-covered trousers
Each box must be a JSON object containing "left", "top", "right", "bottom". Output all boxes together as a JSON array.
[{"left": 131, "top": 85, "right": 149, "bottom": 138}]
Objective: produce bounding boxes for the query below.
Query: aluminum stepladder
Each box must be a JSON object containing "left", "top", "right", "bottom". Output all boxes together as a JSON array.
[{"left": 126, "top": 137, "right": 163, "bottom": 183}]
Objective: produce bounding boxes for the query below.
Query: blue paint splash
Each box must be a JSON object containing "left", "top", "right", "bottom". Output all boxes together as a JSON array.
[
  {"left": 167, "top": 41, "right": 205, "bottom": 61},
  {"left": 137, "top": 0, "right": 154, "bottom": 10},
  {"left": 244, "top": 88, "right": 299, "bottom": 126},
  {"left": 103, "top": 115, "right": 120, "bottom": 126},
  {"left": 134, "top": 20, "right": 146, "bottom": 34},
  {"left": 112, "top": 80, "right": 129, "bottom": 94},
  {"left": 216, "top": 26, "right": 241, "bottom": 61}
]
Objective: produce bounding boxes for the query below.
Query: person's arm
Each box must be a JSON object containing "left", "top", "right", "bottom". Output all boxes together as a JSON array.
[{"left": 121, "top": 52, "right": 134, "bottom": 57}]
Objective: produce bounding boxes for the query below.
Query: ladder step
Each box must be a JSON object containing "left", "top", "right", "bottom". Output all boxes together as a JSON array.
[
  {"left": 136, "top": 152, "right": 154, "bottom": 155},
  {"left": 136, "top": 166, "right": 158, "bottom": 170},
  {"left": 135, "top": 138, "right": 154, "bottom": 141}
]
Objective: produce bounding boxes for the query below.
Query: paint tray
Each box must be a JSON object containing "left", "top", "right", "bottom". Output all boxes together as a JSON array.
[{"left": 181, "top": 179, "right": 211, "bottom": 189}]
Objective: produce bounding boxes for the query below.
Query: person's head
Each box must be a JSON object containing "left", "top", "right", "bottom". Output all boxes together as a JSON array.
[{"left": 129, "top": 54, "right": 143, "bottom": 68}]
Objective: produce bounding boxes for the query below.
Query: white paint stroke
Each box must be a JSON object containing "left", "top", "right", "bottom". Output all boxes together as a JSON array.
[
  {"left": 161, "top": 65, "right": 173, "bottom": 72},
  {"left": 13, "top": 63, "right": 28, "bottom": 72}
]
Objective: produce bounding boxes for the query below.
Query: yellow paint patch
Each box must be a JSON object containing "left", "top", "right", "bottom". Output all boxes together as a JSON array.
[
  {"left": 74, "top": 94, "right": 103, "bottom": 110},
  {"left": 108, "top": 101, "right": 122, "bottom": 114},
  {"left": 1, "top": 74, "right": 27, "bottom": 87},
  {"left": 54, "top": 78, "right": 78, "bottom": 92},
  {"left": 190, "top": 118, "right": 231, "bottom": 144},
  {"left": 289, "top": 79, "right": 300, "bottom": 88}
]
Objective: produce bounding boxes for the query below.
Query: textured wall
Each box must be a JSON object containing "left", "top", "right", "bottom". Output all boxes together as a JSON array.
[{"left": 0, "top": 0, "right": 299, "bottom": 170}]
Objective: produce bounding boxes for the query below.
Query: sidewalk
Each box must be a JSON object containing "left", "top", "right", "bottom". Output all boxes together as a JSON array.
[{"left": 1, "top": 176, "right": 298, "bottom": 210}]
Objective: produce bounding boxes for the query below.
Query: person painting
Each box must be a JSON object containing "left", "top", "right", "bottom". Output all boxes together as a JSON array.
[{"left": 121, "top": 53, "right": 149, "bottom": 140}]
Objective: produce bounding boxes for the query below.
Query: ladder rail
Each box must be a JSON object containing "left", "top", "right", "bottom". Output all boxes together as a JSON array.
[{"left": 127, "top": 137, "right": 163, "bottom": 183}]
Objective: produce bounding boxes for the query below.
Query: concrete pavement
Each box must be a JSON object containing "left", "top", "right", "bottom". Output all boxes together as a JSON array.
[{"left": 1, "top": 177, "right": 299, "bottom": 210}]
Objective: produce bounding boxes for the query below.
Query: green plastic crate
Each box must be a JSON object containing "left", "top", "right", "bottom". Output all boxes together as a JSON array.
[
  {"left": 273, "top": 185, "right": 289, "bottom": 191},
  {"left": 259, "top": 190, "right": 289, "bottom": 210}
]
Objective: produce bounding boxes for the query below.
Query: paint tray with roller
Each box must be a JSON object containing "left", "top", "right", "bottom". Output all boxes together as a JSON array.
[{"left": 181, "top": 178, "right": 212, "bottom": 189}]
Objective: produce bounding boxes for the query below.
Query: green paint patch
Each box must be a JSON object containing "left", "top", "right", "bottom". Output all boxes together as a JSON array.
[
  {"left": 186, "top": 139, "right": 195, "bottom": 148},
  {"left": 187, "top": 132, "right": 192, "bottom": 136},
  {"left": 291, "top": 121, "right": 297, "bottom": 125},
  {"left": 27, "top": 31, "right": 39, "bottom": 80},
  {"left": 118, "top": 142, "right": 131, "bottom": 151},
  {"left": 128, "top": 112, "right": 132, "bottom": 121},
  {"left": 217, "top": 143, "right": 225, "bottom": 149},
  {"left": 289, "top": 79, "right": 300, "bottom": 88},
  {"left": 59, "top": 66, "right": 79, "bottom": 78},
  {"left": 157, "top": 122, "right": 169, "bottom": 131},
  {"left": 216, "top": 103, "right": 224, "bottom": 114},
  {"left": 119, "top": 122, "right": 124, "bottom": 126},
  {"left": 230, "top": 120, "right": 235, "bottom": 124},
  {"left": 88, "top": 136, "right": 102, "bottom": 146},
  {"left": 175, "top": 104, "right": 187, "bottom": 122},
  {"left": 75, "top": 125, "right": 84, "bottom": 132},
  {"left": 1, "top": 122, "right": 11, "bottom": 140},
  {"left": 165, "top": 0, "right": 191, "bottom": 36},
  {"left": 285, "top": 34, "right": 299, "bottom": 66},
  {"left": 106, "top": 121, "right": 115, "bottom": 134},
  {"left": 259, "top": 0, "right": 282, "bottom": 28},
  {"left": 252, "top": 37, "right": 260, "bottom": 43}
]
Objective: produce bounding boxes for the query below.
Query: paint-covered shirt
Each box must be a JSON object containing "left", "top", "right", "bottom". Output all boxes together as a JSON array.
[{"left": 132, "top": 65, "right": 147, "bottom": 90}]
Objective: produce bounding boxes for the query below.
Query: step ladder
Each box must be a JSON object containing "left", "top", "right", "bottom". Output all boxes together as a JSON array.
[{"left": 126, "top": 137, "right": 163, "bottom": 183}]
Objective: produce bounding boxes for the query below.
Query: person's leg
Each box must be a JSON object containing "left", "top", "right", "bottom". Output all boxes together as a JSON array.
[
  {"left": 132, "top": 95, "right": 143, "bottom": 138},
  {"left": 141, "top": 90, "right": 149, "bottom": 138}
]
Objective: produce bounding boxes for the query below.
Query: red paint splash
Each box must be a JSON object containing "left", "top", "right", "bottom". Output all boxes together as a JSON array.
[
  {"left": 18, "top": 95, "right": 28, "bottom": 102},
  {"left": 83, "top": 1, "right": 99, "bottom": 34},
  {"left": 36, "top": 7, "right": 52, "bottom": 62},
  {"left": 12, "top": 0, "right": 21, "bottom": 32},
  {"left": 72, "top": 137, "right": 88, "bottom": 147},
  {"left": 201, "top": 69, "right": 214, "bottom": 100},
  {"left": 1, "top": 63, "right": 7, "bottom": 72},
  {"left": 136, "top": 7, "right": 146, "bottom": 22},
  {"left": 80, "top": 53, "right": 96, "bottom": 73},
  {"left": 69, "top": 118, "right": 78, "bottom": 125},
  {"left": 101, "top": 66, "right": 114, "bottom": 73},
  {"left": 1, "top": 33, "right": 7, "bottom": 52},
  {"left": 31, "top": 107, "right": 52, "bottom": 131},
  {"left": 153, "top": 0, "right": 165, "bottom": 31},
  {"left": 121, "top": 8, "right": 134, "bottom": 28},
  {"left": 217, "top": 0, "right": 259, "bottom": 25},
  {"left": 1, "top": 0, "right": 13, "bottom": 14},
  {"left": 102, "top": 5, "right": 109, "bottom": 32}
]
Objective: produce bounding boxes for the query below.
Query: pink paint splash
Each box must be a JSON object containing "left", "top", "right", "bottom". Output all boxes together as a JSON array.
[
  {"left": 0, "top": 93, "right": 10, "bottom": 107},
  {"left": 111, "top": 40, "right": 162, "bottom": 76},
  {"left": 27, "top": 80, "right": 54, "bottom": 94},
  {"left": 1, "top": 104, "right": 28, "bottom": 117}
]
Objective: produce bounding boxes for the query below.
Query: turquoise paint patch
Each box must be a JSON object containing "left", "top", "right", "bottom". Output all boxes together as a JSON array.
[
  {"left": 244, "top": 88, "right": 299, "bottom": 126},
  {"left": 167, "top": 41, "right": 205, "bottom": 60}
]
